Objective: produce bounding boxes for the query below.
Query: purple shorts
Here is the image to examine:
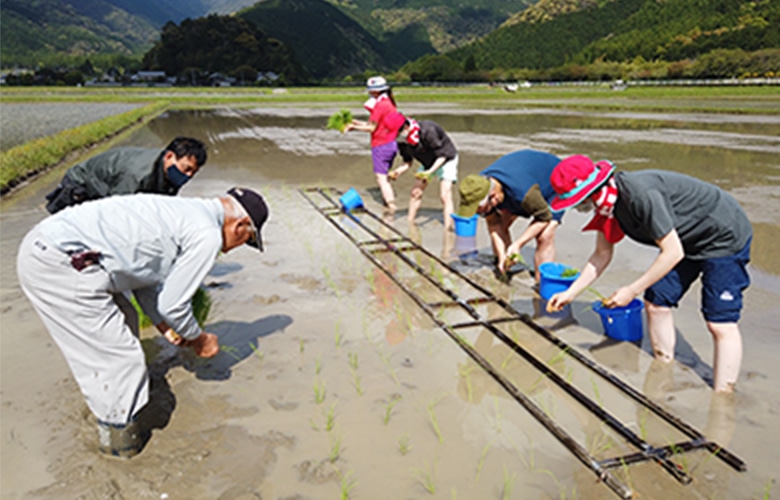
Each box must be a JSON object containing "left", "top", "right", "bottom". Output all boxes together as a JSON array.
[{"left": 371, "top": 141, "right": 398, "bottom": 175}]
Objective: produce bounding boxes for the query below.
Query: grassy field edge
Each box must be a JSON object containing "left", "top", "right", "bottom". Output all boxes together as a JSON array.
[{"left": 0, "top": 101, "right": 169, "bottom": 194}]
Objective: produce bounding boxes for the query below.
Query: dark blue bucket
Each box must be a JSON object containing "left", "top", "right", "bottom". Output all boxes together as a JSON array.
[
  {"left": 592, "top": 299, "right": 644, "bottom": 342},
  {"left": 538, "top": 262, "right": 579, "bottom": 300}
]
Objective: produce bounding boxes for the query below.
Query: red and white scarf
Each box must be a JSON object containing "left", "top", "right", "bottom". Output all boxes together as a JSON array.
[
  {"left": 405, "top": 118, "right": 421, "bottom": 146},
  {"left": 582, "top": 177, "right": 625, "bottom": 244}
]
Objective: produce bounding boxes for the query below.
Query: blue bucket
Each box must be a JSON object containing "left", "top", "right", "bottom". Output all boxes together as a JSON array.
[
  {"left": 538, "top": 262, "right": 579, "bottom": 300},
  {"left": 339, "top": 188, "right": 364, "bottom": 212},
  {"left": 592, "top": 299, "right": 644, "bottom": 342},
  {"left": 451, "top": 214, "right": 478, "bottom": 237},
  {"left": 454, "top": 235, "right": 478, "bottom": 259}
]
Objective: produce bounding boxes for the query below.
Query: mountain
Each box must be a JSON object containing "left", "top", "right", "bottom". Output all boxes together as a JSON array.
[
  {"left": 239, "top": 0, "right": 435, "bottom": 81},
  {"left": 0, "top": 0, "right": 159, "bottom": 65},
  {"left": 446, "top": 0, "right": 780, "bottom": 71},
  {"left": 325, "top": 0, "right": 537, "bottom": 52}
]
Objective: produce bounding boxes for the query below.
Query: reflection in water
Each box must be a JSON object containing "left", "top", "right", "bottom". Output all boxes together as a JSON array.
[{"left": 142, "top": 109, "right": 780, "bottom": 277}]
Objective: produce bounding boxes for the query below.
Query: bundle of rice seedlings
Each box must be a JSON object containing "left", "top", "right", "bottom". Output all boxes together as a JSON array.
[
  {"left": 133, "top": 287, "right": 212, "bottom": 329},
  {"left": 327, "top": 109, "right": 353, "bottom": 132}
]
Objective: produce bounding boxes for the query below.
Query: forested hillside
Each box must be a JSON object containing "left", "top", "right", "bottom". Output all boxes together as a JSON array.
[
  {"left": 447, "top": 0, "right": 780, "bottom": 71},
  {"left": 239, "top": 0, "right": 435, "bottom": 81},
  {"left": 142, "top": 15, "right": 305, "bottom": 84},
  {"left": 325, "top": 0, "right": 537, "bottom": 52},
  {"left": 0, "top": 0, "right": 158, "bottom": 66}
]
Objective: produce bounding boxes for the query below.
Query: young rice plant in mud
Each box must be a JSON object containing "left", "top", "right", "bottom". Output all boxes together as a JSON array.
[
  {"left": 329, "top": 433, "right": 343, "bottom": 463},
  {"left": 383, "top": 395, "right": 402, "bottom": 425},
  {"left": 427, "top": 394, "right": 447, "bottom": 443},
  {"left": 398, "top": 434, "right": 412, "bottom": 455},
  {"left": 413, "top": 461, "right": 437, "bottom": 494},
  {"left": 249, "top": 342, "right": 264, "bottom": 361},
  {"left": 502, "top": 466, "right": 517, "bottom": 500},
  {"left": 474, "top": 441, "right": 493, "bottom": 482},
  {"left": 325, "top": 403, "right": 337, "bottom": 432},
  {"left": 352, "top": 371, "right": 363, "bottom": 396},
  {"left": 339, "top": 469, "right": 357, "bottom": 500},
  {"left": 348, "top": 351, "right": 359, "bottom": 370},
  {"left": 313, "top": 378, "right": 326, "bottom": 404}
]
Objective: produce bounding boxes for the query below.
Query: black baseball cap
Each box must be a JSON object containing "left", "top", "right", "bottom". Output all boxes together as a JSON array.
[{"left": 227, "top": 187, "right": 269, "bottom": 251}]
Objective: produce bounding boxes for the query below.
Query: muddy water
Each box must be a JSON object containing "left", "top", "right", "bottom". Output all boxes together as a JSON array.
[{"left": 2, "top": 106, "right": 779, "bottom": 499}]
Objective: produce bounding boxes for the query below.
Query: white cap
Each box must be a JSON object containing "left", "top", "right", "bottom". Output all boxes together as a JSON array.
[{"left": 366, "top": 76, "right": 389, "bottom": 92}]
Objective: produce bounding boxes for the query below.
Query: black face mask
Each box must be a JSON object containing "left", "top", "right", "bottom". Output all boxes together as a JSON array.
[{"left": 166, "top": 162, "right": 191, "bottom": 187}]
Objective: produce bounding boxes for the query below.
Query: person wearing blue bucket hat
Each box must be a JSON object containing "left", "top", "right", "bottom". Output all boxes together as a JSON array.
[
  {"left": 545, "top": 154, "right": 753, "bottom": 393},
  {"left": 456, "top": 149, "right": 564, "bottom": 281}
]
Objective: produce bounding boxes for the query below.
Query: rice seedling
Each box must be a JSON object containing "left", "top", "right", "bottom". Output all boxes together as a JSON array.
[
  {"left": 329, "top": 433, "right": 343, "bottom": 463},
  {"left": 413, "top": 462, "right": 436, "bottom": 494},
  {"left": 309, "top": 418, "right": 320, "bottom": 431},
  {"left": 502, "top": 467, "right": 517, "bottom": 500},
  {"left": 548, "top": 347, "right": 570, "bottom": 366},
  {"left": 249, "top": 342, "right": 264, "bottom": 361},
  {"left": 321, "top": 266, "right": 341, "bottom": 297},
  {"left": 378, "top": 350, "right": 399, "bottom": 385},
  {"left": 299, "top": 338, "right": 306, "bottom": 353},
  {"left": 313, "top": 378, "right": 327, "bottom": 404},
  {"left": 587, "top": 428, "right": 614, "bottom": 457},
  {"left": 474, "top": 441, "right": 492, "bottom": 482},
  {"left": 383, "top": 395, "right": 402, "bottom": 425},
  {"left": 347, "top": 352, "right": 358, "bottom": 370},
  {"left": 398, "top": 434, "right": 412, "bottom": 455},
  {"left": 489, "top": 396, "right": 504, "bottom": 434},
  {"left": 506, "top": 252, "right": 527, "bottom": 267},
  {"left": 352, "top": 372, "right": 363, "bottom": 396},
  {"left": 339, "top": 470, "right": 357, "bottom": 500},
  {"left": 458, "top": 364, "right": 475, "bottom": 403},
  {"left": 560, "top": 267, "right": 579, "bottom": 278},
  {"left": 668, "top": 440, "right": 690, "bottom": 475},
  {"left": 619, "top": 458, "right": 635, "bottom": 492},
  {"left": 327, "top": 109, "right": 353, "bottom": 132},
  {"left": 427, "top": 395, "right": 447, "bottom": 443},
  {"left": 334, "top": 324, "right": 343, "bottom": 348},
  {"left": 763, "top": 477, "right": 773, "bottom": 500},
  {"left": 590, "top": 376, "right": 604, "bottom": 408},
  {"left": 637, "top": 408, "right": 649, "bottom": 441},
  {"left": 325, "top": 403, "right": 337, "bottom": 432},
  {"left": 688, "top": 445, "right": 721, "bottom": 476},
  {"left": 500, "top": 351, "right": 513, "bottom": 369},
  {"left": 220, "top": 345, "right": 242, "bottom": 361}
]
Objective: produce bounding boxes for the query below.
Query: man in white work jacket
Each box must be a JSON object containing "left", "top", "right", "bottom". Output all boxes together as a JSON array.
[{"left": 16, "top": 187, "right": 268, "bottom": 457}]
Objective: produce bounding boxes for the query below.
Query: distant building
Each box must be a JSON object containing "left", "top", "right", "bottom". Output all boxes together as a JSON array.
[
  {"left": 132, "top": 71, "right": 167, "bottom": 82},
  {"left": 257, "top": 71, "right": 280, "bottom": 84}
]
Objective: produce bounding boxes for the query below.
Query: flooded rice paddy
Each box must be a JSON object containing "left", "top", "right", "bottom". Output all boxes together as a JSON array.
[{"left": 1, "top": 103, "right": 779, "bottom": 499}]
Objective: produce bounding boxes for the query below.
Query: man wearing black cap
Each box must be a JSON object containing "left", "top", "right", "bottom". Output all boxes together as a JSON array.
[{"left": 16, "top": 187, "right": 268, "bottom": 457}]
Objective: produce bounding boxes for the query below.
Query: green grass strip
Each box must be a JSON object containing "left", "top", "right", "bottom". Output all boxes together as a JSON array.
[{"left": 0, "top": 101, "right": 169, "bottom": 193}]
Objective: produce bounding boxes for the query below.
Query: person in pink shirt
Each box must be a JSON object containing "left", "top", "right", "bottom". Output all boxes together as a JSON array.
[{"left": 345, "top": 76, "right": 405, "bottom": 213}]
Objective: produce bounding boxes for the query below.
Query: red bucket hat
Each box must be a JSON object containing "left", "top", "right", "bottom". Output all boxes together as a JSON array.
[{"left": 549, "top": 155, "right": 616, "bottom": 213}]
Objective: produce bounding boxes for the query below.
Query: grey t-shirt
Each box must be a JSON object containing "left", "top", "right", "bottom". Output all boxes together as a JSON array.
[{"left": 613, "top": 170, "right": 752, "bottom": 259}]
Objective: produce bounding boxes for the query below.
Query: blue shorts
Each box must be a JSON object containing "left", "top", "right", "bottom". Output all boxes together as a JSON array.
[{"left": 644, "top": 239, "right": 751, "bottom": 323}]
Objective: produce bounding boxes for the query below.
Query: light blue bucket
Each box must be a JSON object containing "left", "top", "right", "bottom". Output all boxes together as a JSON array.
[
  {"left": 339, "top": 188, "right": 364, "bottom": 212},
  {"left": 451, "top": 214, "right": 478, "bottom": 237}
]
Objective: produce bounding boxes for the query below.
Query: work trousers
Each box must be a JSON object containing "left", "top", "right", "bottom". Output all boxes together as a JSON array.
[{"left": 16, "top": 227, "right": 149, "bottom": 425}]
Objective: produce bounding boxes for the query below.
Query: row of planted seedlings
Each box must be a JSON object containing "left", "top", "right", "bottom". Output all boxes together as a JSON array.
[
  {"left": 356, "top": 210, "right": 739, "bottom": 498},
  {"left": 292, "top": 189, "right": 585, "bottom": 498}
]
